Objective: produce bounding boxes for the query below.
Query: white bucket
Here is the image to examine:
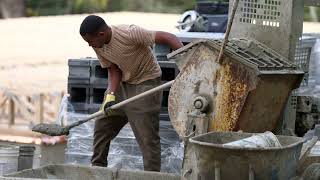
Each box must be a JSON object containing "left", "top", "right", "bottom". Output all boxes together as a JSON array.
[
  {"left": 223, "top": 131, "right": 282, "bottom": 148},
  {"left": 0, "top": 145, "right": 19, "bottom": 175}
]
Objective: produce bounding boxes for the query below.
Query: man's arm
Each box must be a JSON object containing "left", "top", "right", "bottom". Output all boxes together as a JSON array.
[
  {"left": 107, "top": 63, "right": 122, "bottom": 93},
  {"left": 100, "top": 63, "right": 122, "bottom": 114},
  {"left": 155, "top": 31, "right": 183, "bottom": 50}
]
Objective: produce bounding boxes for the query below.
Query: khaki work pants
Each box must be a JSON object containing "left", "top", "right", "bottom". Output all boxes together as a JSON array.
[{"left": 91, "top": 77, "right": 162, "bottom": 171}]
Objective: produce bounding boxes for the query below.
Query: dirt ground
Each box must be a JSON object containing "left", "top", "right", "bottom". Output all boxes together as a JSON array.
[
  {"left": 0, "top": 12, "right": 319, "bottom": 95},
  {"left": 0, "top": 12, "right": 180, "bottom": 94}
]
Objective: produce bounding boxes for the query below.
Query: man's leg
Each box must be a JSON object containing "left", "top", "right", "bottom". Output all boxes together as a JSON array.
[
  {"left": 91, "top": 115, "right": 128, "bottom": 167},
  {"left": 91, "top": 84, "right": 128, "bottom": 167},
  {"left": 124, "top": 78, "right": 162, "bottom": 171}
]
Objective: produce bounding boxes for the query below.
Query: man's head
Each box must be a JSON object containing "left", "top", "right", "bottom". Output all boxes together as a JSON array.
[{"left": 80, "top": 15, "right": 110, "bottom": 48}]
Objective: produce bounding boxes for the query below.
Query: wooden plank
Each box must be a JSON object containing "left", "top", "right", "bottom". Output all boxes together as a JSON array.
[
  {"left": 54, "top": 92, "right": 63, "bottom": 123},
  {"left": 11, "top": 96, "right": 34, "bottom": 121},
  {"left": 1, "top": 101, "right": 8, "bottom": 118},
  {"left": 36, "top": 93, "right": 44, "bottom": 123},
  {"left": 0, "top": 97, "right": 8, "bottom": 108},
  {"left": 8, "top": 98, "right": 15, "bottom": 126},
  {"left": 19, "top": 97, "right": 35, "bottom": 113}
]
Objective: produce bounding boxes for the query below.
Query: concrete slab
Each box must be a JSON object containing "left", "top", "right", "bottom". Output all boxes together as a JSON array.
[{"left": 4, "top": 164, "right": 181, "bottom": 180}]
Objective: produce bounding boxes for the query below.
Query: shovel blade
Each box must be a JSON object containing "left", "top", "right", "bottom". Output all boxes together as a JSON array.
[{"left": 32, "top": 123, "right": 68, "bottom": 136}]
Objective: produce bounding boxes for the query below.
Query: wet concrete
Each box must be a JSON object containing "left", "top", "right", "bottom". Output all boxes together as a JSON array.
[{"left": 32, "top": 124, "right": 68, "bottom": 136}]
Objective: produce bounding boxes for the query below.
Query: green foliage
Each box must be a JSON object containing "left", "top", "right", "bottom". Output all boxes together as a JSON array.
[
  {"left": 71, "top": 0, "right": 109, "bottom": 14},
  {"left": 19, "top": 0, "right": 320, "bottom": 21},
  {"left": 25, "top": 0, "right": 109, "bottom": 16},
  {"left": 108, "top": 0, "right": 196, "bottom": 13},
  {"left": 25, "top": 0, "right": 68, "bottom": 16},
  {"left": 304, "top": 6, "right": 320, "bottom": 22},
  {"left": 25, "top": 0, "right": 196, "bottom": 16}
]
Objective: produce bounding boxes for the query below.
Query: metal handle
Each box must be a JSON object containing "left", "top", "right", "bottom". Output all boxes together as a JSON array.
[{"left": 217, "top": 0, "right": 240, "bottom": 63}]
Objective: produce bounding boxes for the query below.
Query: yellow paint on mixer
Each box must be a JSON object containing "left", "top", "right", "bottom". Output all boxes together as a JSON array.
[{"left": 211, "top": 62, "right": 250, "bottom": 131}]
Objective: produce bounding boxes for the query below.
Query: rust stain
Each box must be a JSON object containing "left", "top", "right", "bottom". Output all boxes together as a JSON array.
[{"left": 211, "top": 61, "right": 251, "bottom": 131}]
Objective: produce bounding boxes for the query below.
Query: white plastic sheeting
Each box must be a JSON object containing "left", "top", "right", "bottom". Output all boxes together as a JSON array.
[
  {"left": 297, "top": 37, "right": 320, "bottom": 96},
  {"left": 62, "top": 112, "right": 183, "bottom": 174}
]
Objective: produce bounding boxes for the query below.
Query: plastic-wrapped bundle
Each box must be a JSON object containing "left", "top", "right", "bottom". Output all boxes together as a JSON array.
[
  {"left": 64, "top": 113, "right": 94, "bottom": 165},
  {"left": 307, "top": 37, "right": 320, "bottom": 87},
  {"left": 64, "top": 112, "right": 183, "bottom": 174},
  {"left": 297, "top": 36, "right": 320, "bottom": 94}
]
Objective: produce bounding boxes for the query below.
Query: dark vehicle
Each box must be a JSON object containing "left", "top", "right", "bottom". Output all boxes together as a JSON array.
[{"left": 176, "top": 1, "right": 229, "bottom": 33}]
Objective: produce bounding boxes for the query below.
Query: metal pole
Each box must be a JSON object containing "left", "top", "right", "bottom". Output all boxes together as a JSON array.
[{"left": 217, "top": 0, "right": 240, "bottom": 63}]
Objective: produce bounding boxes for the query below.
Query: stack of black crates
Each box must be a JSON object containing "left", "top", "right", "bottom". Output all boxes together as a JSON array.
[{"left": 68, "top": 43, "right": 178, "bottom": 121}]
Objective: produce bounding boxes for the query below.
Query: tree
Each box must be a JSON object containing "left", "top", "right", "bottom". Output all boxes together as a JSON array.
[{"left": 0, "top": 0, "right": 25, "bottom": 18}]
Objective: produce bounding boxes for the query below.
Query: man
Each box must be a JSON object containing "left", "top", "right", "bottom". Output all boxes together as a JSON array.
[{"left": 79, "top": 15, "right": 183, "bottom": 171}]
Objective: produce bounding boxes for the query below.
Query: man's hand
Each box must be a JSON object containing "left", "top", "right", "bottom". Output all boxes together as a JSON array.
[{"left": 100, "top": 94, "right": 116, "bottom": 116}]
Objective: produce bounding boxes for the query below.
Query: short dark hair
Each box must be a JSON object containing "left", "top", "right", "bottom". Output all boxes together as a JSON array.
[{"left": 79, "top": 15, "right": 107, "bottom": 36}]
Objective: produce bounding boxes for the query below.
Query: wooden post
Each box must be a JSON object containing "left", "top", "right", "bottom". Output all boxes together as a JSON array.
[
  {"left": 55, "top": 92, "right": 63, "bottom": 115},
  {"left": 36, "top": 93, "right": 44, "bottom": 123},
  {"left": 0, "top": 98, "right": 7, "bottom": 118},
  {"left": 8, "top": 98, "right": 15, "bottom": 126},
  {"left": 54, "top": 92, "right": 63, "bottom": 125}
]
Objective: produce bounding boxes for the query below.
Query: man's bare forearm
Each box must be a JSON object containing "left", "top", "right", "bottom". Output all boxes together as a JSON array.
[
  {"left": 107, "top": 63, "right": 122, "bottom": 94},
  {"left": 155, "top": 31, "right": 183, "bottom": 50}
]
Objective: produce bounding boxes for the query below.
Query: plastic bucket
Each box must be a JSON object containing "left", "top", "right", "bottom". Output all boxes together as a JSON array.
[
  {"left": 223, "top": 131, "right": 282, "bottom": 148},
  {"left": 18, "top": 145, "right": 35, "bottom": 171},
  {"left": 0, "top": 145, "right": 19, "bottom": 175}
]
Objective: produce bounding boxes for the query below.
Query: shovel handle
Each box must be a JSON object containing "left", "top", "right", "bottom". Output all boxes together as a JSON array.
[
  {"left": 67, "top": 110, "right": 104, "bottom": 129},
  {"left": 67, "top": 80, "right": 174, "bottom": 130},
  {"left": 108, "top": 80, "right": 174, "bottom": 110}
]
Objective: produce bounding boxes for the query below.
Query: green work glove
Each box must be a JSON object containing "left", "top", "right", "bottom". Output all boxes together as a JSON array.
[{"left": 100, "top": 93, "right": 116, "bottom": 116}]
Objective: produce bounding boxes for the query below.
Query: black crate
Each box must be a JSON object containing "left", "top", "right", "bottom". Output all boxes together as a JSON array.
[
  {"left": 159, "top": 61, "right": 179, "bottom": 82},
  {"left": 68, "top": 58, "right": 91, "bottom": 85},
  {"left": 154, "top": 43, "right": 172, "bottom": 57},
  {"left": 159, "top": 113, "right": 170, "bottom": 121},
  {"left": 68, "top": 102, "right": 89, "bottom": 114},
  {"left": 90, "top": 60, "right": 108, "bottom": 86},
  {"left": 88, "top": 84, "right": 108, "bottom": 114},
  {"left": 88, "top": 104, "right": 101, "bottom": 114},
  {"left": 67, "top": 84, "right": 90, "bottom": 113},
  {"left": 68, "top": 85, "right": 90, "bottom": 103},
  {"left": 195, "top": 1, "right": 229, "bottom": 15},
  {"left": 204, "top": 14, "right": 228, "bottom": 33},
  {"left": 89, "top": 85, "right": 107, "bottom": 104},
  {"left": 68, "top": 77, "right": 90, "bottom": 85},
  {"left": 161, "top": 89, "right": 170, "bottom": 112},
  {"left": 156, "top": 55, "right": 168, "bottom": 61}
]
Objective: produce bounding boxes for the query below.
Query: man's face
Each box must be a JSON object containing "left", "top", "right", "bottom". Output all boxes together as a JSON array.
[{"left": 82, "top": 32, "right": 105, "bottom": 48}]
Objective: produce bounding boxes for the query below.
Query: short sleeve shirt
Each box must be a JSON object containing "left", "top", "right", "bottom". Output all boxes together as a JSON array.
[{"left": 93, "top": 24, "right": 161, "bottom": 84}]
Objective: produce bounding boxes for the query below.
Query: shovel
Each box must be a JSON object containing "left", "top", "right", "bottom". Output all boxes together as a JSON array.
[{"left": 32, "top": 80, "right": 173, "bottom": 136}]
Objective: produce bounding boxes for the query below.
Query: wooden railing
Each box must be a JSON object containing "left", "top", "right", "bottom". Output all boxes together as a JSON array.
[{"left": 0, "top": 89, "right": 64, "bottom": 127}]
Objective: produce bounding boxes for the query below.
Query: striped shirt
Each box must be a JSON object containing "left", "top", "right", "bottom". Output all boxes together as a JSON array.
[{"left": 93, "top": 24, "right": 161, "bottom": 84}]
